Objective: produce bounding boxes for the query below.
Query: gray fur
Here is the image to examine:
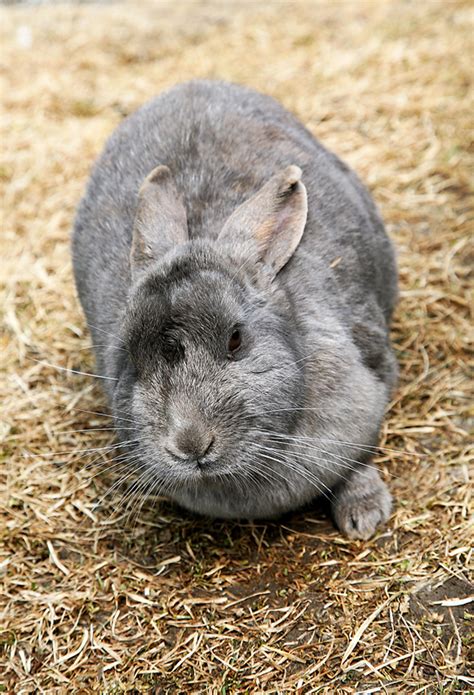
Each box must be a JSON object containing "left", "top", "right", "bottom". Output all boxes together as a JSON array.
[{"left": 72, "top": 80, "right": 398, "bottom": 537}]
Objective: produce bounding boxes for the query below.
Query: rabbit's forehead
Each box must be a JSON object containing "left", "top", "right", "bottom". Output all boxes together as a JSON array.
[
  {"left": 168, "top": 272, "right": 246, "bottom": 322},
  {"left": 129, "top": 263, "right": 260, "bottom": 352}
]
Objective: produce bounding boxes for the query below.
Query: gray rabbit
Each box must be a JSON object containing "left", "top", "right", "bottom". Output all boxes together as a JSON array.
[{"left": 72, "top": 80, "right": 398, "bottom": 539}]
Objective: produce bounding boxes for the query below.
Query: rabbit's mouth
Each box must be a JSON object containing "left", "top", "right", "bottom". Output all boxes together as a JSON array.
[{"left": 164, "top": 452, "right": 221, "bottom": 476}]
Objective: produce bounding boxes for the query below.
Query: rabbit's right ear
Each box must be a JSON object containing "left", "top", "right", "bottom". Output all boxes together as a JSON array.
[
  {"left": 131, "top": 165, "right": 188, "bottom": 276},
  {"left": 217, "top": 165, "right": 307, "bottom": 277}
]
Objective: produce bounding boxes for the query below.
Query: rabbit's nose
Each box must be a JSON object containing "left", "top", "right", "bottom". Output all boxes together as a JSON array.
[{"left": 165, "top": 425, "right": 215, "bottom": 464}]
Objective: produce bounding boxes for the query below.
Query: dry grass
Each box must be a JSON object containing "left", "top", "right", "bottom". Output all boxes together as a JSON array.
[{"left": 1, "top": 1, "right": 473, "bottom": 692}]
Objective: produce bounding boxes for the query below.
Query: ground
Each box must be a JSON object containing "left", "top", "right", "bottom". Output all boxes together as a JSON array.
[{"left": 0, "top": 1, "right": 472, "bottom": 693}]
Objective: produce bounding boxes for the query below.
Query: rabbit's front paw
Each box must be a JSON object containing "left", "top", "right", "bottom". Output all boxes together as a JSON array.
[{"left": 332, "top": 466, "right": 392, "bottom": 540}]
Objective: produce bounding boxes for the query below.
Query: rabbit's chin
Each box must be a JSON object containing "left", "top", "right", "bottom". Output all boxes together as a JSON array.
[{"left": 165, "top": 473, "right": 310, "bottom": 520}]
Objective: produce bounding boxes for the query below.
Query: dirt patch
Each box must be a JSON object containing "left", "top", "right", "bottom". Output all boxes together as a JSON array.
[{"left": 410, "top": 575, "right": 473, "bottom": 649}]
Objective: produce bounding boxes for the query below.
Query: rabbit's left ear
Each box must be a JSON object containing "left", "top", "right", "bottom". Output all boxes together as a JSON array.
[
  {"left": 218, "top": 165, "right": 307, "bottom": 276},
  {"left": 131, "top": 165, "right": 188, "bottom": 277}
]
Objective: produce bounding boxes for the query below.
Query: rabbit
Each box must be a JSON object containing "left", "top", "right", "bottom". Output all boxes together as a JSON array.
[{"left": 72, "top": 80, "right": 398, "bottom": 539}]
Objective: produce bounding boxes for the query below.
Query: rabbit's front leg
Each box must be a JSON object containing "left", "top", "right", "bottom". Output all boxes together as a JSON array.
[{"left": 331, "top": 466, "right": 392, "bottom": 540}]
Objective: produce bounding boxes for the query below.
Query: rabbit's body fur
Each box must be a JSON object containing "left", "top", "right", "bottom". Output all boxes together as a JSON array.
[{"left": 73, "top": 80, "right": 398, "bottom": 538}]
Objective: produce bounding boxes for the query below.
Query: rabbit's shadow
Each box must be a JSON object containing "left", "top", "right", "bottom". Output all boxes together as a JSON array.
[{"left": 103, "top": 496, "right": 335, "bottom": 573}]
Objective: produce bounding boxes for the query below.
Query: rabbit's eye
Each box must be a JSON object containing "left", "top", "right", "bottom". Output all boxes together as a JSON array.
[
  {"left": 163, "top": 338, "right": 184, "bottom": 363},
  {"left": 228, "top": 328, "right": 242, "bottom": 355}
]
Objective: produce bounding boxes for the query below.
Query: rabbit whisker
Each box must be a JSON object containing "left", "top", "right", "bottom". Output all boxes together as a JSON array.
[
  {"left": 76, "top": 344, "right": 129, "bottom": 353},
  {"left": 29, "top": 357, "right": 118, "bottom": 382},
  {"left": 27, "top": 438, "right": 139, "bottom": 460},
  {"left": 68, "top": 407, "right": 137, "bottom": 424},
  {"left": 268, "top": 430, "right": 416, "bottom": 458},
  {"left": 256, "top": 433, "right": 399, "bottom": 479},
  {"left": 58, "top": 427, "right": 136, "bottom": 436},
  {"left": 253, "top": 441, "right": 357, "bottom": 488},
  {"left": 251, "top": 446, "right": 334, "bottom": 501},
  {"left": 249, "top": 418, "right": 416, "bottom": 458},
  {"left": 84, "top": 322, "right": 127, "bottom": 345},
  {"left": 91, "top": 455, "right": 154, "bottom": 513}
]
